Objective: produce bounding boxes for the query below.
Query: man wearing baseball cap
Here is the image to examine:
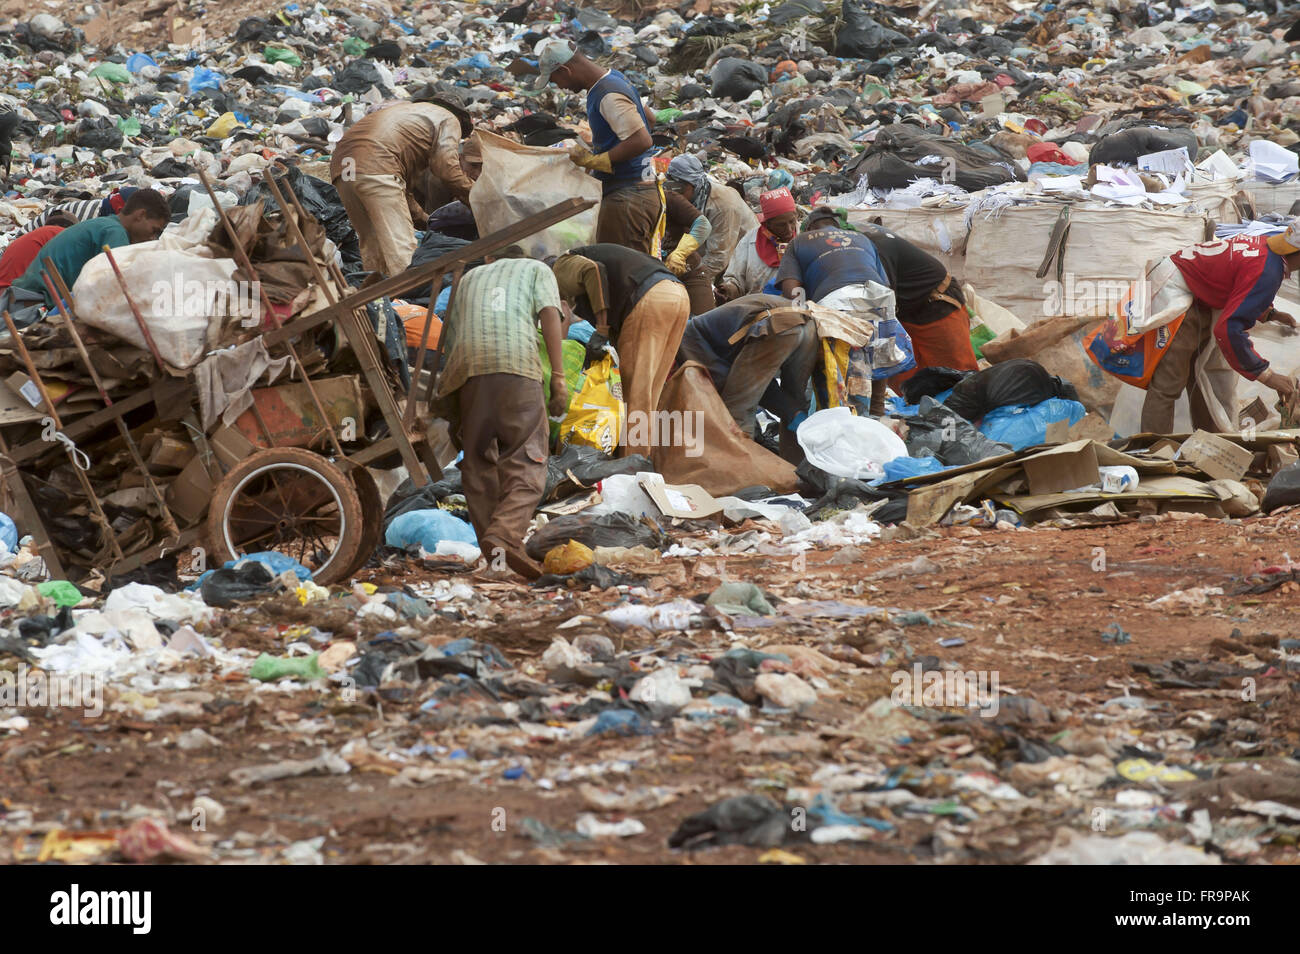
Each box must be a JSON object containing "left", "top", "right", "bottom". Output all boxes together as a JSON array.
[
  {"left": 532, "top": 38, "right": 663, "bottom": 256},
  {"left": 718, "top": 188, "right": 801, "bottom": 302},
  {"left": 1139, "top": 220, "right": 1300, "bottom": 433}
]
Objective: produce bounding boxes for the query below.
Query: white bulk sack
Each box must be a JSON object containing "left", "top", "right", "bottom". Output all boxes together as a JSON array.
[
  {"left": 469, "top": 130, "right": 601, "bottom": 259},
  {"left": 73, "top": 239, "right": 254, "bottom": 370}
]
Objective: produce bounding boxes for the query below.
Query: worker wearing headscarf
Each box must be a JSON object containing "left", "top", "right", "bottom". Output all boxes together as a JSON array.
[{"left": 665, "top": 154, "right": 757, "bottom": 314}]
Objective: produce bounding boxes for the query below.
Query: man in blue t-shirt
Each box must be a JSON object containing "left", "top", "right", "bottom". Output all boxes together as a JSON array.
[
  {"left": 775, "top": 211, "right": 889, "bottom": 302},
  {"left": 532, "top": 38, "right": 664, "bottom": 257}
]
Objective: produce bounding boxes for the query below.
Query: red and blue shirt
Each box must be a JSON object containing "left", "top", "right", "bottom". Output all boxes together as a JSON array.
[{"left": 1171, "top": 236, "right": 1286, "bottom": 379}]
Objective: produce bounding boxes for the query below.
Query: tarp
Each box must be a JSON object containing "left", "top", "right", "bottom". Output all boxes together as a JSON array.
[{"left": 651, "top": 361, "right": 797, "bottom": 495}]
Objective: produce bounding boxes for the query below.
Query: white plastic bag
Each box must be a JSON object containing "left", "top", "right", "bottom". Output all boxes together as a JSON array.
[
  {"left": 468, "top": 130, "right": 601, "bottom": 259},
  {"left": 796, "top": 406, "right": 907, "bottom": 480}
]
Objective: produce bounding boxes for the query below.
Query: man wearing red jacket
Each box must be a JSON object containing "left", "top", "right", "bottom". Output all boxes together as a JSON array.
[{"left": 1142, "top": 223, "right": 1300, "bottom": 433}]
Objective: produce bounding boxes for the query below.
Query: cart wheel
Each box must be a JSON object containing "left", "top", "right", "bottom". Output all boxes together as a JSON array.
[
  {"left": 341, "top": 467, "right": 384, "bottom": 579},
  {"left": 206, "top": 447, "right": 364, "bottom": 586}
]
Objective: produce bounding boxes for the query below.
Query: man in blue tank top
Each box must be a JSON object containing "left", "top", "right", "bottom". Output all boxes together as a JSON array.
[{"left": 532, "top": 38, "right": 665, "bottom": 256}]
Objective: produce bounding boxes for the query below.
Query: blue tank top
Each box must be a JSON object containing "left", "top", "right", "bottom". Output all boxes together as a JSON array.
[{"left": 585, "top": 70, "right": 655, "bottom": 194}]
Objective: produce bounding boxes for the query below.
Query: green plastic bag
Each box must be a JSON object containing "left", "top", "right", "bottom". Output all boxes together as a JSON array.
[
  {"left": 116, "top": 116, "right": 141, "bottom": 137},
  {"left": 90, "top": 62, "right": 132, "bottom": 84},
  {"left": 342, "top": 37, "right": 367, "bottom": 56},
  {"left": 264, "top": 45, "right": 302, "bottom": 67},
  {"left": 249, "top": 653, "right": 325, "bottom": 682},
  {"left": 37, "top": 580, "right": 82, "bottom": 607}
]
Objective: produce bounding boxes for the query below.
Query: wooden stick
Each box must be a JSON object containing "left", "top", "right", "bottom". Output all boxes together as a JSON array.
[
  {"left": 40, "top": 263, "right": 180, "bottom": 539},
  {"left": 2, "top": 309, "right": 123, "bottom": 564}
]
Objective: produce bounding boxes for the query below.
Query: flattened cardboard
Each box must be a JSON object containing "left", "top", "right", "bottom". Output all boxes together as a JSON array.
[
  {"left": 637, "top": 474, "right": 722, "bottom": 519},
  {"left": 1022, "top": 440, "right": 1100, "bottom": 495},
  {"left": 1176, "top": 429, "right": 1254, "bottom": 481},
  {"left": 994, "top": 475, "right": 1219, "bottom": 516}
]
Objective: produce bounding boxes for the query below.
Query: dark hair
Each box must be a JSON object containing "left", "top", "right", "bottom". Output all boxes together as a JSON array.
[
  {"left": 45, "top": 212, "right": 78, "bottom": 228},
  {"left": 122, "top": 189, "right": 169, "bottom": 220}
]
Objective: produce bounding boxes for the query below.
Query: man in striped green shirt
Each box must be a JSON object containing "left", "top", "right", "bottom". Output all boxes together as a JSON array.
[{"left": 437, "top": 251, "right": 567, "bottom": 578}]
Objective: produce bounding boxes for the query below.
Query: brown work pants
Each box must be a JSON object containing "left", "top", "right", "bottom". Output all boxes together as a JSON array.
[
  {"left": 617, "top": 280, "right": 691, "bottom": 457},
  {"left": 595, "top": 182, "right": 664, "bottom": 256},
  {"left": 334, "top": 172, "right": 416, "bottom": 277},
  {"left": 456, "top": 373, "right": 549, "bottom": 557},
  {"left": 1141, "top": 302, "right": 1220, "bottom": 434}
]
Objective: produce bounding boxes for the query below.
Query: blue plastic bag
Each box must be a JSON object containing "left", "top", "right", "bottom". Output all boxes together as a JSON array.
[
  {"left": 126, "top": 53, "right": 158, "bottom": 73},
  {"left": 188, "top": 551, "right": 313, "bottom": 591},
  {"left": 455, "top": 52, "right": 492, "bottom": 70},
  {"left": 188, "top": 67, "right": 224, "bottom": 92},
  {"left": 881, "top": 455, "right": 946, "bottom": 482},
  {"left": 0, "top": 512, "right": 18, "bottom": 552},
  {"left": 979, "top": 398, "right": 1087, "bottom": 450},
  {"left": 385, "top": 509, "right": 478, "bottom": 552}
]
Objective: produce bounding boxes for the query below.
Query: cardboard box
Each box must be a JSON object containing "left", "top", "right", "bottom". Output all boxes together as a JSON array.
[
  {"left": 210, "top": 424, "right": 256, "bottom": 471},
  {"left": 1266, "top": 442, "right": 1298, "bottom": 475},
  {"left": 147, "top": 436, "right": 195, "bottom": 472},
  {"left": 5, "top": 372, "right": 45, "bottom": 410},
  {"left": 165, "top": 455, "right": 214, "bottom": 525},
  {"left": 1176, "top": 430, "right": 1254, "bottom": 482}
]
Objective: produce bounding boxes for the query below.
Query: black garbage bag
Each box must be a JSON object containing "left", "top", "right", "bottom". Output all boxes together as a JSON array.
[
  {"left": 684, "top": 16, "right": 746, "bottom": 37},
  {"left": 710, "top": 58, "right": 768, "bottom": 101},
  {"left": 151, "top": 157, "right": 194, "bottom": 179},
  {"left": 845, "top": 124, "right": 1025, "bottom": 191},
  {"left": 233, "top": 64, "right": 277, "bottom": 85},
  {"left": 942, "top": 359, "right": 1079, "bottom": 422},
  {"left": 17, "top": 606, "right": 74, "bottom": 645},
  {"left": 200, "top": 562, "right": 276, "bottom": 608},
  {"left": 768, "top": 0, "right": 826, "bottom": 25},
  {"left": 543, "top": 445, "right": 655, "bottom": 502},
  {"left": 905, "top": 396, "right": 1012, "bottom": 466},
  {"left": 903, "top": 367, "right": 971, "bottom": 405},
  {"left": 234, "top": 17, "right": 278, "bottom": 43},
  {"left": 333, "top": 60, "right": 392, "bottom": 97},
  {"left": 1089, "top": 123, "right": 1198, "bottom": 166},
  {"left": 535, "top": 564, "right": 644, "bottom": 589},
  {"left": 384, "top": 469, "right": 463, "bottom": 529},
  {"left": 669, "top": 794, "right": 793, "bottom": 850},
  {"left": 1262, "top": 462, "right": 1300, "bottom": 513},
  {"left": 406, "top": 229, "right": 476, "bottom": 300},
  {"left": 74, "top": 117, "right": 123, "bottom": 150},
  {"left": 240, "top": 166, "right": 361, "bottom": 271},
  {"left": 424, "top": 201, "right": 478, "bottom": 242},
  {"left": 796, "top": 458, "right": 891, "bottom": 512},
  {"left": 525, "top": 511, "right": 665, "bottom": 560},
  {"left": 835, "top": 0, "right": 910, "bottom": 59},
  {"left": 575, "top": 29, "right": 608, "bottom": 58},
  {"left": 366, "top": 40, "right": 402, "bottom": 63}
]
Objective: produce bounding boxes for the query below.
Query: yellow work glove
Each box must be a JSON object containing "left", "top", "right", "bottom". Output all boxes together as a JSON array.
[
  {"left": 569, "top": 145, "right": 613, "bottom": 174},
  {"left": 665, "top": 234, "right": 700, "bottom": 275}
]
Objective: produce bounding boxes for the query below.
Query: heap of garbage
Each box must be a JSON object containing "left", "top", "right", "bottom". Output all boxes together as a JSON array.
[{"left": 0, "top": 0, "right": 1298, "bottom": 865}]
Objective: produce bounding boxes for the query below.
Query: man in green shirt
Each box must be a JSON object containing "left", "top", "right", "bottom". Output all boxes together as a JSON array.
[
  {"left": 436, "top": 249, "right": 567, "bottom": 579},
  {"left": 13, "top": 189, "right": 170, "bottom": 304}
]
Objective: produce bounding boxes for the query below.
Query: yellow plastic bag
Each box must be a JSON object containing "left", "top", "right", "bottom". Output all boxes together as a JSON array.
[
  {"left": 818, "top": 337, "right": 852, "bottom": 409},
  {"left": 558, "top": 351, "right": 624, "bottom": 454}
]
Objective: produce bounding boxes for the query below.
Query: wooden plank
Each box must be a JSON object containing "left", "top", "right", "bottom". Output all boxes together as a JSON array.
[
  {"left": 9, "top": 378, "right": 191, "bottom": 465},
  {"left": 262, "top": 198, "right": 596, "bottom": 348}
]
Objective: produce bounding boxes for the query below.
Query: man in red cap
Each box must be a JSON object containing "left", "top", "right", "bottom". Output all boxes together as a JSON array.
[{"left": 718, "top": 188, "right": 800, "bottom": 301}]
